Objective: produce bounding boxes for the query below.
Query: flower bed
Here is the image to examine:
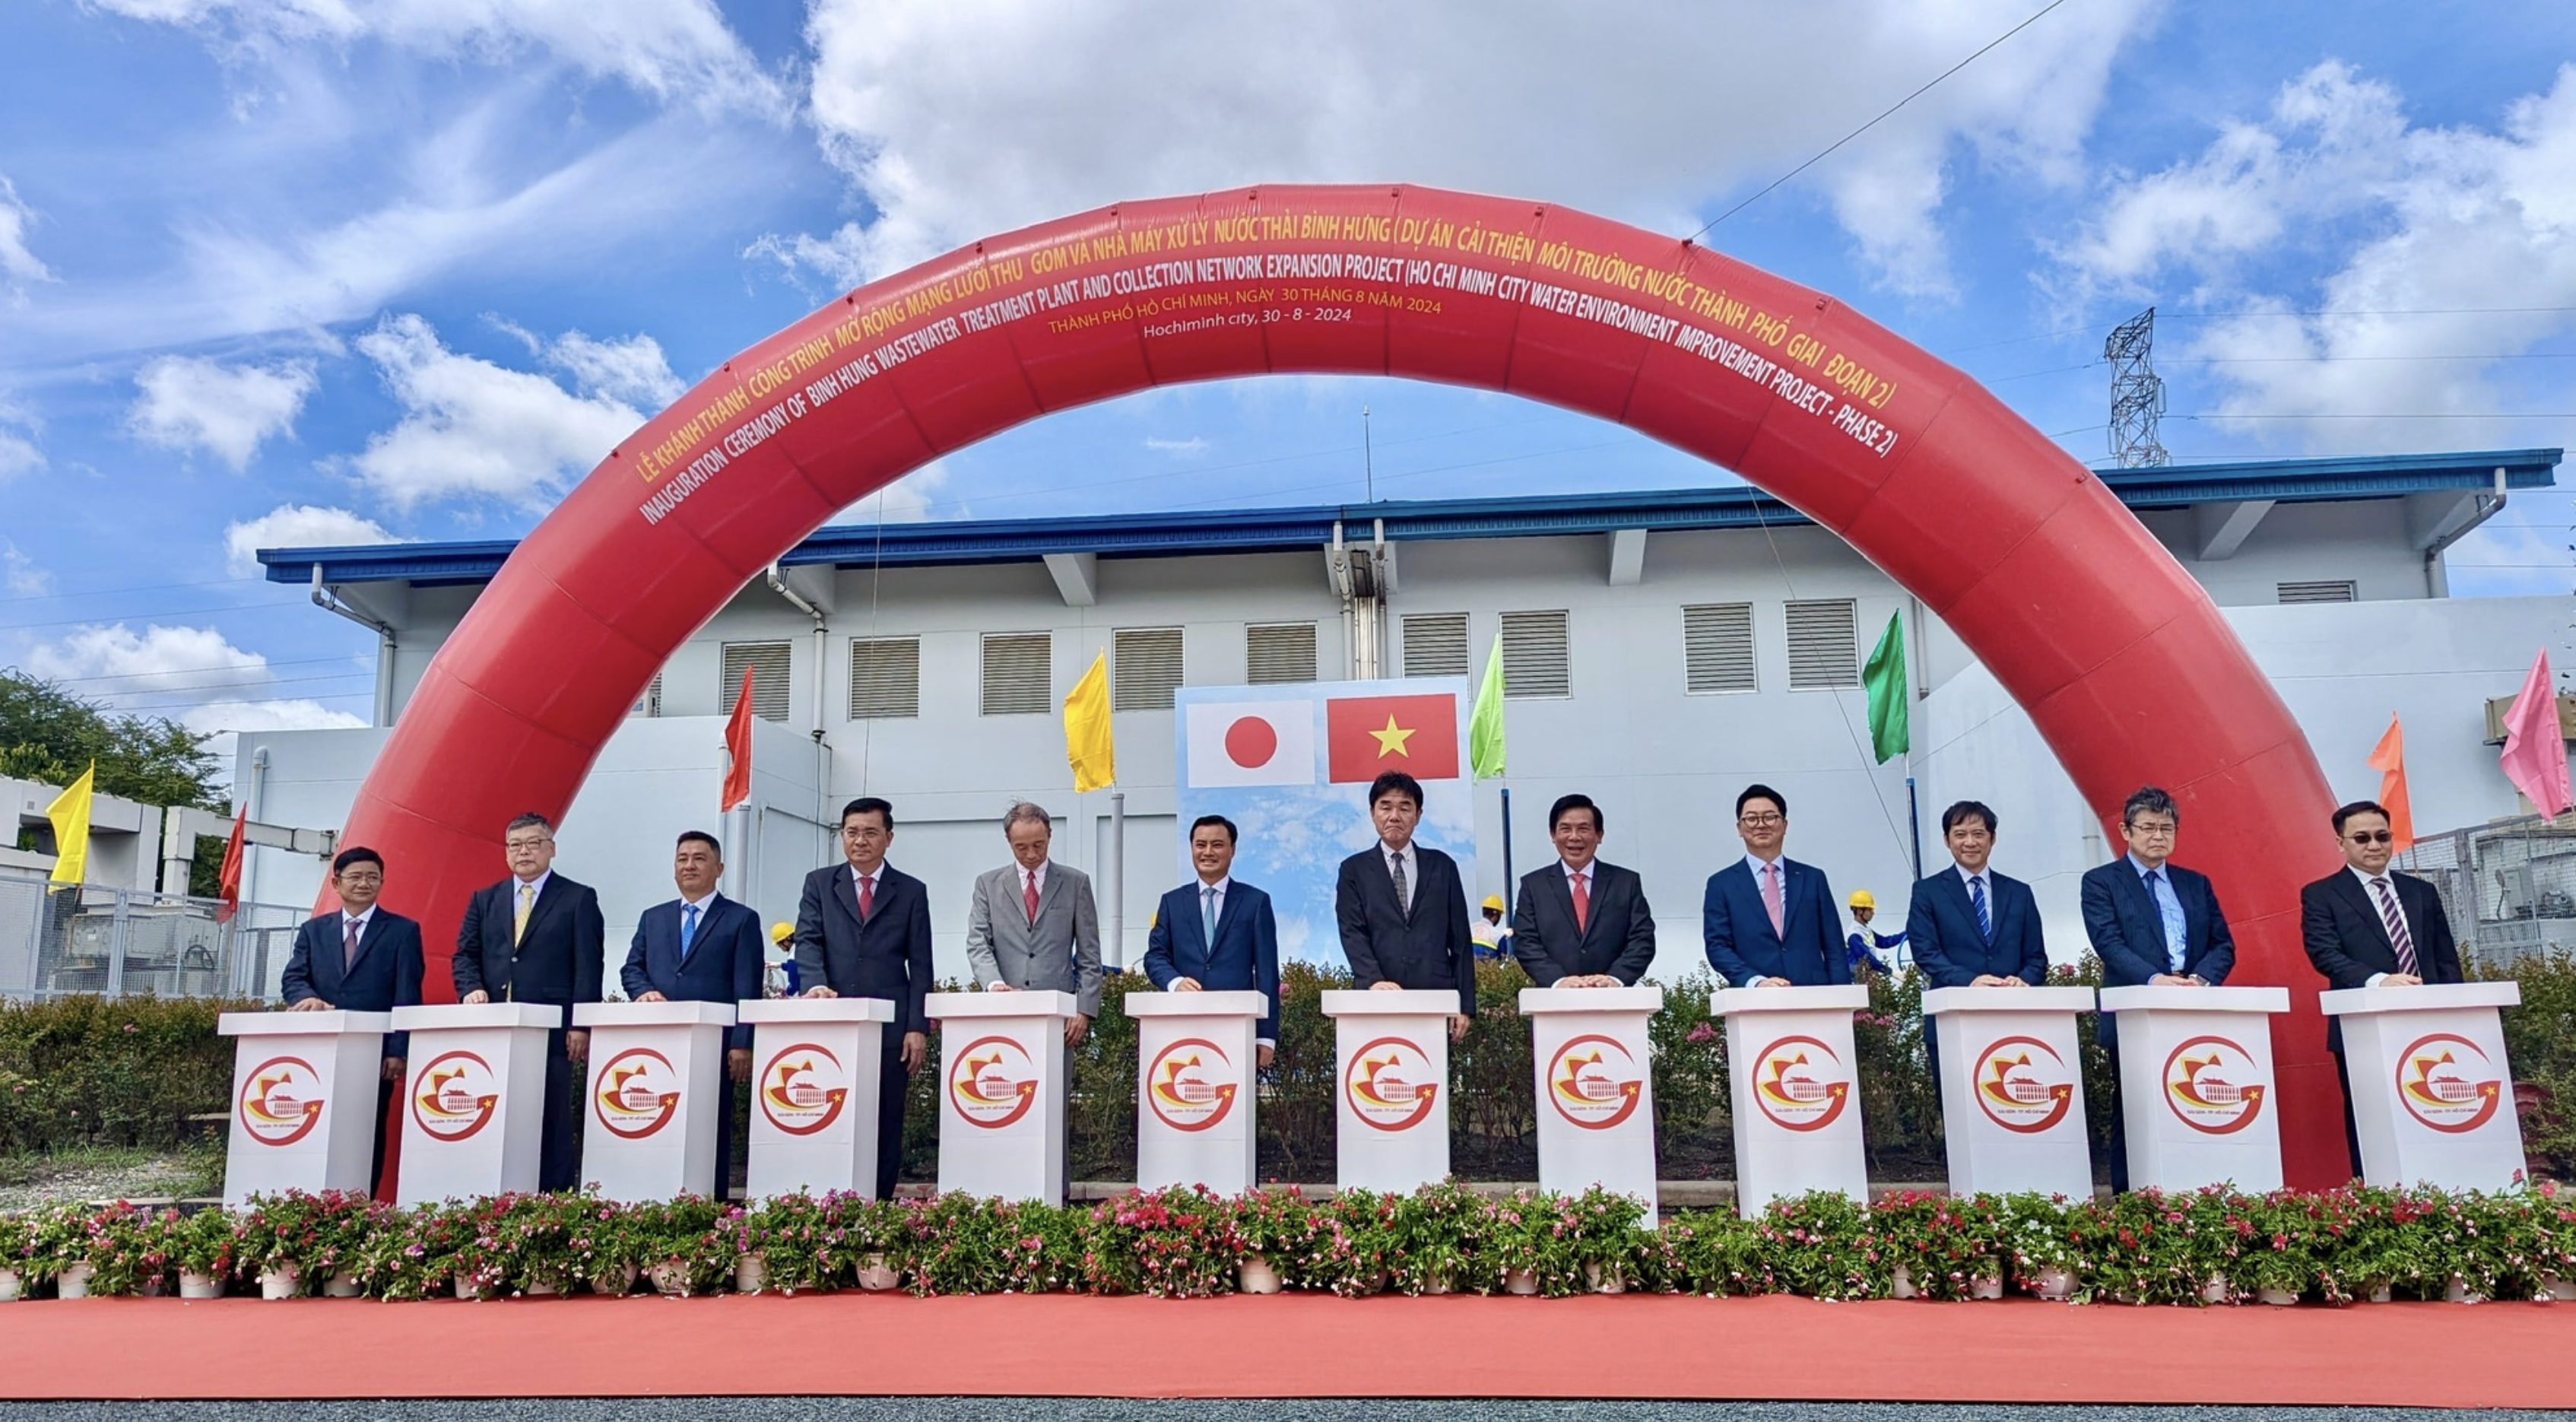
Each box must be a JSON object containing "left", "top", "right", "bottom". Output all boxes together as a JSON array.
[{"left": 2, "top": 1182, "right": 2572, "bottom": 1305}]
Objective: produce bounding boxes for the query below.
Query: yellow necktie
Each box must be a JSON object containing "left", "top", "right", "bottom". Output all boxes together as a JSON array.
[{"left": 513, "top": 881, "right": 533, "bottom": 945}]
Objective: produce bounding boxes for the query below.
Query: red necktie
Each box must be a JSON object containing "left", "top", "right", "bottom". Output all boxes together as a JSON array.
[
  {"left": 1570, "top": 871, "right": 1590, "bottom": 932},
  {"left": 1025, "top": 870, "right": 1041, "bottom": 925},
  {"left": 858, "top": 873, "right": 876, "bottom": 919}
]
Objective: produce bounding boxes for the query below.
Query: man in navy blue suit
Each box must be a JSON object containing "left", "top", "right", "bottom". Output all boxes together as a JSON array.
[
  {"left": 792, "top": 797, "right": 934, "bottom": 1199},
  {"left": 1905, "top": 801, "right": 2049, "bottom": 1093},
  {"left": 2080, "top": 784, "right": 2236, "bottom": 1190},
  {"left": 1143, "top": 814, "right": 1282, "bottom": 1065},
  {"left": 280, "top": 845, "right": 424, "bottom": 1192},
  {"left": 1703, "top": 784, "right": 1846, "bottom": 989},
  {"left": 621, "top": 830, "right": 764, "bottom": 1199},
  {"left": 455, "top": 812, "right": 606, "bottom": 1193}
]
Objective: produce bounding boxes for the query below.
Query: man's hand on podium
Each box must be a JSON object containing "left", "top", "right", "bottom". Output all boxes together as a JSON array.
[
  {"left": 566, "top": 1030, "right": 589, "bottom": 1064},
  {"left": 900, "top": 1030, "right": 928, "bottom": 1074},
  {"left": 1065, "top": 1013, "right": 1090, "bottom": 1047},
  {"left": 382, "top": 1056, "right": 405, "bottom": 1082},
  {"left": 727, "top": 1047, "right": 753, "bottom": 1082},
  {"left": 1169, "top": 977, "right": 1202, "bottom": 992},
  {"left": 988, "top": 981, "right": 1014, "bottom": 991},
  {"left": 1753, "top": 976, "right": 1792, "bottom": 988},
  {"left": 1969, "top": 975, "right": 2024, "bottom": 988},
  {"left": 2149, "top": 973, "right": 2206, "bottom": 987},
  {"left": 2382, "top": 973, "right": 2425, "bottom": 987},
  {"left": 635, "top": 990, "right": 669, "bottom": 1002},
  {"left": 286, "top": 996, "right": 332, "bottom": 1012},
  {"left": 461, "top": 990, "right": 491, "bottom": 1005},
  {"left": 801, "top": 985, "right": 838, "bottom": 998},
  {"left": 1369, "top": 980, "right": 1402, "bottom": 991}
]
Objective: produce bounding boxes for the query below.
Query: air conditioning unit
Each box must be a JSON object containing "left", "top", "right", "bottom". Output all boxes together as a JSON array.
[{"left": 2483, "top": 694, "right": 2576, "bottom": 746}]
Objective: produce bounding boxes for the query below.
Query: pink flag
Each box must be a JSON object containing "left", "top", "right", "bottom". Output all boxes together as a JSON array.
[{"left": 2501, "top": 649, "right": 2574, "bottom": 817}]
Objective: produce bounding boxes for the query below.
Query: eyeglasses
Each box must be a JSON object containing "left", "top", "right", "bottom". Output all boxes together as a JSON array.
[
  {"left": 504, "top": 837, "right": 552, "bottom": 852},
  {"left": 2124, "top": 821, "right": 2176, "bottom": 837},
  {"left": 1738, "top": 813, "right": 1784, "bottom": 827},
  {"left": 840, "top": 827, "right": 888, "bottom": 841},
  {"left": 2346, "top": 830, "right": 2394, "bottom": 845}
]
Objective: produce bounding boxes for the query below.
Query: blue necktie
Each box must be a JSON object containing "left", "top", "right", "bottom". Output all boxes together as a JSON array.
[
  {"left": 1202, "top": 887, "right": 1219, "bottom": 950},
  {"left": 679, "top": 903, "right": 699, "bottom": 963},
  {"left": 1970, "top": 875, "right": 1991, "bottom": 943}
]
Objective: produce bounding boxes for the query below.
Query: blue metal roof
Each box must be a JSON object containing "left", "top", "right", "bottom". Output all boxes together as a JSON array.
[{"left": 260, "top": 447, "right": 2561, "bottom": 587}]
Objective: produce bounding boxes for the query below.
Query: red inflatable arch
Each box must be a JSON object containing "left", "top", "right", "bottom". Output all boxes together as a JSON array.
[{"left": 341, "top": 184, "right": 2344, "bottom": 1186}]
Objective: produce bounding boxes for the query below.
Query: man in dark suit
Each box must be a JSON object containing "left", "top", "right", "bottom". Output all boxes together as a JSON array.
[
  {"left": 1512, "top": 792, "right": 1656, "bottom": 988},
  {"left": 2080, "top": 784, "right": 2235, "bottom": 1190},
  {"left": 2301, "top": 798, "right": 2463, "bottom": 1178},
  {"left": 1702, "top": 783, "right": 1846, "bottom": 989},
  {"left": 1905, "top": 800, "right": 2049, "bottom": 1093},
  {"left": 1334, "top": 770, "right": 1477, "bottom": 1038},
  {"left": 792, "top": 796, "right": 934, "bottom": 1199},
  {"left": 621, "top": 830, "right": 764, "bottom": 1200},
  {"left": 280, "top": 845, "right": 425, "bottom": 1192},
  {"left": 1143, "top": 814, "right": 1282, "bottom": 1065},
  {"left": 454, "top": 811, "right": 606, "bottom": 1193}
]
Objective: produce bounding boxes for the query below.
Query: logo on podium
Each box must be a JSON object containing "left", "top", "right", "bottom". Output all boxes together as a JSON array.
[
  {"left": 949, "top": 1035, "right": 1040, "bottom": 1129},
  {"left": 593, "top": 1047, "right": 683, "bottom": 1139},
  {"left": 237, "top": 1055, "right": 326, "bottom": 1147},
  {"left": 2397, "top": 1033, "right": 2505, "bottom": 1133},
  {"left": 758, "top": 1043, "right": 849, "bottom": 1135},
  {"left": 1146, "top": 1037, "right": 1239, "bottom": 1132},
  {"left": 1547, "top": 1033, "right": 1644, "bottom": 1129},
  {"left": 1972, "top": 1036, "right": 2075, "bottom": 1134},
  {"left": 1345, "top": 1036, "right": 1440, "bottom": 1131},
  {"left": 2161, "top": 1035, "right": 2267, "bottom": 1134},
  {"left": 412, "top": 1050, "right": 500, "bottom": 1142},
  {"left": 1750, "top": 1035, "right": 1851, "bottom": 1132}
]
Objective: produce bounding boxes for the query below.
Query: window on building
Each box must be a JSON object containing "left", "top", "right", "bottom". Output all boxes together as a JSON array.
[
  {"left": 1499, "top": 609, "right": 1572, "bottom": 699},
  {"left": 1113, "top": 627, "right": 1186, "bottom": 711},
  {"left": 1401, "top": 612, "right": 1470, "bottom": 678},
  {"left": 980, "top": 632, "right": 1052, "bottom": 716},
  {"left": 847, "top": 637, "right": 921, "bottom": 720},
  {"left": 720, "top": 641, "right": 794, "bottom": 722},
  {"left": 2277, "top": 579, "right": 2357, "bottom": 605},
  {"left": 1784, "top": 600, "right": 1861, "bottom": 690},
  {"left": 630, "top": 674, "right": 662, "bottom": 718},
  {"left": 1682, "top": 603, "right": 1758, "bottom": 694},
  {"left": 1246, "top": 622, "right": 1319, "bottom": 684}
]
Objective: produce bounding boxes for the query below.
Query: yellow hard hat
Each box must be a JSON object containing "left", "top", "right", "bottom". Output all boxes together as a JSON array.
[
  {"left": 769, "top": 921, "right": 795, "bottom": 944},
  {"left": 1847, "top": 890, "right": 1876, "bottom": 909},
  {"left": 1482, "top": 894, "right": 1505, "bottom": 912}
]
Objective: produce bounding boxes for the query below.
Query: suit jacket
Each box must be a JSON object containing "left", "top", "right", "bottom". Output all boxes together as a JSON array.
[
  {"left": 1143, "top": 880, "right": 1283, "bottom": 1041},
  {"left": 1905, "top": 869, "right": 2048, "bottom": 988},
  {"left": 621, "top": 893, "right": 764, "bottom": 1049},
  {"left": 280, "top": 908, "right": 425, "bottom": 1056},
  {"left": 1702, "top": 857, "right": 1846, "bottom": 987},
  {"left": 1510, "top": 861, "right": 1656, "bottom": 986},
  {"left": 1335, "top": 844, "right": 1477, "bottom": 1015},
  {"left": 793, "top": 862, "right": 934, "bottom": 1035},
  {"left": 452, "top": 874, "right": 606, "bottom": 1011},
  {"left": 2080, "top": 857, "right": 2235, "bottom": 988},
  {"left": 963, "top": 862, "right": 1104, "bottom": 1017},
  {"left": 2302, "top": 868, "right": 2461, "bottom": 1049}
]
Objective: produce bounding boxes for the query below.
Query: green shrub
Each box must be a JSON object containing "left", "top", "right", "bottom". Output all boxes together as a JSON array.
[{"left": 0, "top": 995, "right": 250, "bottom": 1154}]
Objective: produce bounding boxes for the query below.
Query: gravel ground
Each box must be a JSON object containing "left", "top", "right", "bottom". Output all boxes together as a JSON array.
[
  {"left": 0, "top": 1157, "right": 208, "bottom": 1212},
  {"left": 0, "top": 1402, "right": 2563, "bottom": 1422}
]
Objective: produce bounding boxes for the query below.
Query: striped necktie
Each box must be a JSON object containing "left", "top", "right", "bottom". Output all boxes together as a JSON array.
[{"left": 2370, "top": 878, "right": 2419, "bottom": 977}]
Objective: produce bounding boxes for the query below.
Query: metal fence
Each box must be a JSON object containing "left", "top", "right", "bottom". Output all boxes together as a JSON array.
[
  {"left": 2394, "top": 814, "right": 2576, "bottom": 970},
  {"left": 0, "top": 868, "right": 306, "bottom": 1002}
]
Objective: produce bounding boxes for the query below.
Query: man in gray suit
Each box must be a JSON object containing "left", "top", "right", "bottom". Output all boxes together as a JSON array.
[{"left": 964, "top": 801, "right": 1104, "bottom": 1045}]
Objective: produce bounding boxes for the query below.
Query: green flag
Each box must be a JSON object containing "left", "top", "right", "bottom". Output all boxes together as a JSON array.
[
  {"left": 1863, "top": 611, "right": 1909, "bottom": 764},
  {"left": 1469, "top": 631, "right": 1506, "bottom": 779}
]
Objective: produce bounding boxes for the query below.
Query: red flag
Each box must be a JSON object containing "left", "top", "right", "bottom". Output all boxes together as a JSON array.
[
  {"left": 214, "top": 804, "right": 246, "bottom": 924},
  {"left": 1325, "top": 693, "right": 1460, "bottom": 782},
  {"left": 720, "top": 668, "right": 755, "bottom": 811},
  {"left": 2365, "top": 714, "right": 2414, "bottom": 853}
]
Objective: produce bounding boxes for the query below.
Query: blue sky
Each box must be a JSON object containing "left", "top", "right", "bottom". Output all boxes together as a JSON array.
[{"left": 3, "top": 0, "right": 2574, "bottom": 760}]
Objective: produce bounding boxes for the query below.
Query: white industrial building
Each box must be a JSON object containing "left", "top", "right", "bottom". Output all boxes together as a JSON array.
[{"left": 224, "top": 447, "right": 2561, "bottom": 993}]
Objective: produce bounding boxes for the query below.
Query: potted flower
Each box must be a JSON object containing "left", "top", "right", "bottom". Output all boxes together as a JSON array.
[
  {"left": 997, "top": 1198, "right": 1083, "bottom": 1293},
  {"left": 1087, "top": 1186, "right": 1237, "bottom": 1298},
  {"left": 1388, "top": 1181, "right": 1493, "bottom": 1295},
  {"left": 629, "top": 1195, "right": 729, "bottom": 1297},
  {"left": 1229, "top": 1188, "right": 1315, "bottom": 1294},
  {"left": 903, "top": 1194, "right": 1013, "bottom": 1295},
  {"left": 747, "top": 1191, "right": 855, "bottom": 1294},
  {"left": 171, "top": 1208, "right": 242, "bottom": 1299},
  {"left": 78, "top": 1201, "right": 176, "bottom": 1297},
  {"left": 1488, "top": 1188, "right": 1583, "bottom": 1297},
  {"left": 1997, "top": 1194, "right": 2079, "bottom": 1301},
  {"left": 23, "top": 1205, "right": 90, "bottom": 1299},
  {"left": 238, "top": 1190, "right": 383, "bottom": 1298},
  {"left": 566, "top": 1197, "right": 645, "bottom": 1297},
  {"left": 354, "top": 1201, "right": 471, "bottom": 1301},
  {"left": 1661, "top": 1208, "right": 1760, "bottom": 1297},
  {"left": 1564, "top": 1186, "right": 1651, "bottom": 1295},
  {"left": 0, "top": 1211, "right": 32, "bottom": 1301}
]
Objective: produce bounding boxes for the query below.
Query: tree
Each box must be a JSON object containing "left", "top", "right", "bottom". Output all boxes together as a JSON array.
[{"left": 0, "top": 668, "right": 225, "bottom": 825}]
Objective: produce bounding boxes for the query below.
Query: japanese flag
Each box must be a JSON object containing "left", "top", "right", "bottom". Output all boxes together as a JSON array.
[{"left": 1184, "top": 699, "right": 1318, "bottom": 787}]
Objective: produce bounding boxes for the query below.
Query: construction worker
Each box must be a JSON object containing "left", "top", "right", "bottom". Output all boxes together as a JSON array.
[{"left": 1845, "top": 889, "right": 1905, "bottom": 977}]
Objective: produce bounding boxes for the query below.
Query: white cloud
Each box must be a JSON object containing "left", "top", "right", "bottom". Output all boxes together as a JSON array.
[
  {"left": 0, "top": 175, "right": 52, "bottom": 303},
  {"left": 344, "top": 313, "right": 659, "bottom": 509},
  {"left": 0, "top": 395, "right": 44, "bottom": 481},
  {"left": 1144, "top": 436, "right": 1209, "bottom": 456},
  {"left": 26, "top": 623, "right": 273, "bottom": 704},
  {"left": 181, "top": 698, "right": 371, "bottom": 773},
  {"left": 128, "top": 354, "right": 319, "bottom": 469},
  {"left": 544, "top": 330, "right": 687, "bottom": 411},
  {"left": 1, "top": 541, "right": 49, "bottom": 597},
  {"left": 764, "top": 0, "right": 2158, "bottom": 297},
  {"left": 832, "top": 459, "right": 953, "bottom": 524},
  {"left": 2060, "top": 61, "right": 2576, "bottom": 451},
  {"left": 223, "top": 503, "right": 407, "bottom": 575}
]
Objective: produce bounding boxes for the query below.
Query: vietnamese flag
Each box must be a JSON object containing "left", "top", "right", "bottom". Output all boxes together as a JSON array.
[
  {"left": 719, "top": 668, "right": 755, "bottom": 812},
  {"left": 1326, "top": 693, "right": 1461, "bottom": 782}
]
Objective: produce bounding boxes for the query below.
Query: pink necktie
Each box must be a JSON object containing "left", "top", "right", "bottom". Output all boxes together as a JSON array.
[
  {"left": 1761, "top": 863, "right": 1785, "bottom": 938},
  {"left": 1570, "top": 872, "right": 1590, "bottom": 932},
  {"left": 1025, "top": 871, "right": 1041, "bottom": 925}
]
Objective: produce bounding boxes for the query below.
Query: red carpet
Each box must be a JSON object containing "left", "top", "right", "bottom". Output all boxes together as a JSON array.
[{"left": 3, "top": 1293, "right": 2571, "bottom": 1406}]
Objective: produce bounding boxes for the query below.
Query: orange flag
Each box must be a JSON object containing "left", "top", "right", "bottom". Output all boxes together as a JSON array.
[
  {"left": 720, "top": 668, "right": 755, "bottom": 811},
  {"left": 214, "top": 804, "right": 246, "bottom": 924},
  {"left": 2367, "top": 713, "right": 2414, "bottom": 853}
]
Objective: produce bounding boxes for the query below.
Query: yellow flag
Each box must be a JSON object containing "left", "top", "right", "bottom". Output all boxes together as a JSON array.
[
  {"left": 1064, "top": 649, "right": 1115, "bottom": 792},
  {"left": 46, "top": 762, "right": 96, "bottom": 887}
]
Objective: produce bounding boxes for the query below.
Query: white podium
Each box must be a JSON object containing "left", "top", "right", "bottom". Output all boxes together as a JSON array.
[
  {"left": 1921, "top": 986, "right": 2096, "bottom": 1196},
  {"left": 928, "top": 989, "right": 1077, "bottom": 1204},
  {"left": 571, "top": 1001, "right": 738, "bottom": 1202},
  {"left": 1321, "top": 989, "right": 1455, "bottom": 1193},
  {"left": 2099, "top": 985, "right": 2289, "bottom": 1192},
  {"left": 1129, "top": 991, "right": 1267, "bottom": 1195},
  {"left": 217, "top": 1010, "right": 392, "bottom": 1207},
  {"left": 1521, "top": 986, "right": 1662, "bottom": 1209},
  {"left": 391, "top": 1002, "right": 560, "bottom": 1204},
  {"left": 1713, "top": 986, "right": 1870, "bottom": 1208},
  {"left": 2320, "top": 982, "right": 2528, "bottom": 1190},
  {"left": 738, "top": 997, "right": 897, "bottom": 1200}
]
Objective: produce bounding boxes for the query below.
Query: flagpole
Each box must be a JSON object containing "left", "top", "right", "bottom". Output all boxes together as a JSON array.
[
  {"left": 1107, "top": 789, "right": 1126, "bottom": 973},
  {"left": 1905, "top": 750, "right": 1923, "bottom": 881},
  {"left": 1499, "top": 786, "right": 1514, "bottom": 897}
]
